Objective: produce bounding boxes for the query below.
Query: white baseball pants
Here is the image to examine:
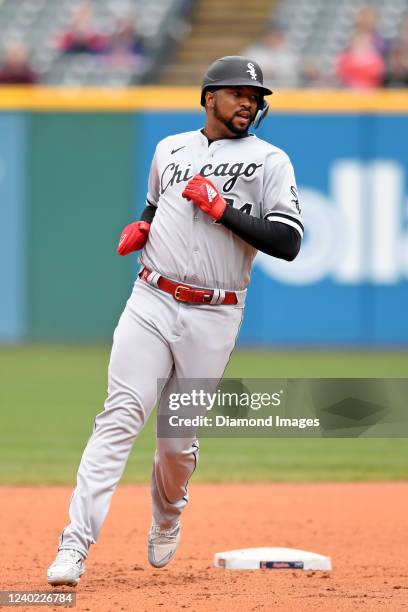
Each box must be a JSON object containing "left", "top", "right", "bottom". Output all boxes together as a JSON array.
[{"left": 58, "top": 278, "right": 244, "bottom": 558}]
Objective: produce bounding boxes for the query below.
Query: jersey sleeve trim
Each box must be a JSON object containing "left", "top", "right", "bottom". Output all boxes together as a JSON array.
[
  {"left": 146, "top": 195, "right": 157, "bottom": 208},
  {"left": 264, "top": 212, "right": 304, "bottom": 238}
]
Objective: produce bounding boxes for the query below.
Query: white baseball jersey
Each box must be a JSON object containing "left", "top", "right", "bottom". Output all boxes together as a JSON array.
[{"left": 141, "top": 129, "right": 303, "bottom": 291}]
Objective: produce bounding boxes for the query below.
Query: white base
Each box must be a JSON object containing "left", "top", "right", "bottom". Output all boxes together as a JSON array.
[{"left": 214, "top": 547, "right": 332, "bottom": 571}]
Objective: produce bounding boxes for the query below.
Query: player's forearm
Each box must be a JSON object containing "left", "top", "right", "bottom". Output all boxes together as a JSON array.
[
  {"left": 140, "top": 204, "right": 157, "bottom": 224},
  {"left": 219, "top": 205, "right": 301, "bottom": 261}
]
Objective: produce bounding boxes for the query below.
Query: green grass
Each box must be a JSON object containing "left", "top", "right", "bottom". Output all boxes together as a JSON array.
[{"left": 0, "top": 345, "right": 407, "bottom": 484}]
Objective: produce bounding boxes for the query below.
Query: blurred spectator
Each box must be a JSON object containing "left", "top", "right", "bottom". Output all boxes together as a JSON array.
[
  {"left": 301, "top": 58, "right": 334, "bottom": 88},
  {"left": 383, "top": 18, "right": 408, "bottom": 88},
  {"left": 399, "top": 17, "right": 408, "bottom": 55},
  {"left": 355, "top": 6, "right": 389, "bottom": 58},
  {"left": 106, "top": 18, "right": 144, "bottom": 66},
  {"left": 244, "top": 26, "right": 299, "bottom": 88},
  {"left": 391, "top": 17, "right": 408, "bottom": 64},
  {"left": 336, "top": 32, "right": 385, "bottom": 89},
  {"left": 57, "top": 3, "right": 108, "bottom": 55},
  {"left": 383, "top": 44, "right": 408, "bottom": 87},
  {"left": 0, "top": 43, "right": 37, "bottom": 85}
]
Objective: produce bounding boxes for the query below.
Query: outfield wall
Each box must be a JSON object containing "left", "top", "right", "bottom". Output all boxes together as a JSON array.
[{"left": 0, "top": 89, "right": 407, "bottom": 345}]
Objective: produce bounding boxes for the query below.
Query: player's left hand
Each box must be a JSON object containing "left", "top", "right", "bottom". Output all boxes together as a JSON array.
[
  {"left": 117, "top": 221, "right": 150, "bottom": 256},
  {"left": 182, "top": 174, "right": 227, "bottom": 221}
]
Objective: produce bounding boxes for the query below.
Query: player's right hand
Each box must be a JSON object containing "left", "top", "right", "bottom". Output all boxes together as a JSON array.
[
  {"left": 117, "top": 221, "right": 150, "bottom": 256},
  {"left": 182, "top": 174, "right": 227, "bottom": 221}
]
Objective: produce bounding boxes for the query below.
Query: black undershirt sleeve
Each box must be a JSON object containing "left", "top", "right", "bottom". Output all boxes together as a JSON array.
[
  {"left": 140, "top": 205, "right": 157, "bottom": 224},
  {"left": 219, "top": 204, "right": 301, "bottom": 261}
]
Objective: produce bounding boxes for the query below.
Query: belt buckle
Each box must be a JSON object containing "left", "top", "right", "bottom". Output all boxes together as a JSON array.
[{"left": 174, "top": 285, "right": 190, "bottom": 302}]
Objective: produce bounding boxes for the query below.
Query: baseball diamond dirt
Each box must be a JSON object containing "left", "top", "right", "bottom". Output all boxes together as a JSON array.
[{"left": 1, "top": 483, "right": 407, "bottom": 611}]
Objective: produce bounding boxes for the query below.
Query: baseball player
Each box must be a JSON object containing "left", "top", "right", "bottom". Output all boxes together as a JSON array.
[{"left": 47, "top": 55, "right": 303, "bottom": 586}]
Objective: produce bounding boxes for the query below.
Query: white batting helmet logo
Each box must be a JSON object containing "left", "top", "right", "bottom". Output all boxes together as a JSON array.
[{"left": 246, "top": 62, "right": 257, "bottom": 80}]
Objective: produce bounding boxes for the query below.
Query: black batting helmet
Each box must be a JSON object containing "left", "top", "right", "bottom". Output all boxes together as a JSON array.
[{"left": 200, "top": 55, "right": 273, "bottom": 107}]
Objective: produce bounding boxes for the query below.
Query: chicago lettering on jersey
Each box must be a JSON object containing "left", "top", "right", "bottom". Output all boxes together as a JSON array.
[{"left": 160, "top": 161, "right": 263, "bottom": 194}]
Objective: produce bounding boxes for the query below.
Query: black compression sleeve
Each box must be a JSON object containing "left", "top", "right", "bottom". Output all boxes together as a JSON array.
[
  {"left": 140, "top": 205, "right": 157, "bottom": 224},
  {"left": 219, "top": 205, "right": 301, "bottom": 261}
]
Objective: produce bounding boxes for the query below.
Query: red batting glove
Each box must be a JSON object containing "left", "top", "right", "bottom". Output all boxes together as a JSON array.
[
  {"left": 182, "top": 174, "right": 227, "bottom": 221},
  {"left": 117, "top": 221, "right": 150, "bottom": 256}
]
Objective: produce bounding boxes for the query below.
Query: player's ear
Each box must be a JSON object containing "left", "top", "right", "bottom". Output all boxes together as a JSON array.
[{"left": 205, "top": 90, "right": 216, "bottom": 110}]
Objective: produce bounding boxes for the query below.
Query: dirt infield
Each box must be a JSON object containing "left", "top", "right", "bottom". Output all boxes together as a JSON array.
[{"left": 1, "top": 483, "right": 407, "bottom": 611}]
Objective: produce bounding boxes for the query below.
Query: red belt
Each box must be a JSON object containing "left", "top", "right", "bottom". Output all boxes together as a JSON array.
[{"left": 139, "top": 267, "right": 238, "bottom": 305}]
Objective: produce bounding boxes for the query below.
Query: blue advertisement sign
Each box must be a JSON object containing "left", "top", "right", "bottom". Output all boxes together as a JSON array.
[{"left": 252, "top": 114, "right": 408, "bottom": 345}]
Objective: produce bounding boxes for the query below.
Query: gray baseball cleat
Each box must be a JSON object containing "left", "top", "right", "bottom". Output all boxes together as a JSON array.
[
  {"left": 147, "top": 521, "right": 181, "bottom": 568},
  {"left": 47, "top": 549, "right": 85, "bottom": 586}
]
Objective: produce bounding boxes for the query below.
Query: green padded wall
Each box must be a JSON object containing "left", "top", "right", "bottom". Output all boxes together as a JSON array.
[{"left": 27, "top": 113, "right": 135, "bottom": 339}]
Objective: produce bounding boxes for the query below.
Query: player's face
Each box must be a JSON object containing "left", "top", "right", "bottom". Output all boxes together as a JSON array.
[{"left": 209, "top": 87, "right": 261, "bottom": 136}]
